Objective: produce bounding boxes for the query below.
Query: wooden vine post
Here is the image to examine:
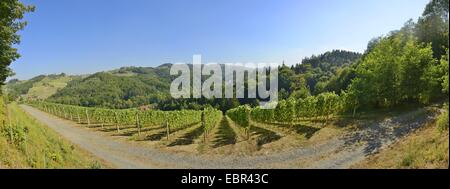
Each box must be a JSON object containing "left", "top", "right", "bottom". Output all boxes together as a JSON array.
[
  {"left": 202, "top": 110, "right": 206, "bottom": 142},
  {"left": 77, "top": 112, "right": 81, "bottom": 124},
  {"left": 247, "top": 110, "right": 252, "bottom": 140},
  {"left": 99, "top": 112, "right": 104, "bottom": 129},
  {"left": 63, "top": 107, "right": 67, "bottom": 119},
  {"left": 165, "top": 114, "right": 170, "bottom": 140},
  {"left": 135, "top": 112, "right": 141, "bottom": 136},
  {"left": 85, "top": 109, "right": 90, "bottom": 126},
  {"left": 101, "top": 117, "right": 104, "bottom": 129},
  {"left": 115, "top": 112, "right": 120, "bottom": 133}
]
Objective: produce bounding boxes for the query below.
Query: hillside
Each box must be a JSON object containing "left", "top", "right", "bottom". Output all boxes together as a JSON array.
[
  {"left": 292, "top": 50, "right": 362, "bottom": 94},
  {"left": 0, "top": 99, "right": 107, "bottom": 168},
  {"left": 5, "top": 73, "right": 78, "bottom": 101},
  {"left": 48, "top": 66, "right": 173, "bottom": 109},
  {"left": 294, "top": 50, "right": 362, "bottom": 74}
]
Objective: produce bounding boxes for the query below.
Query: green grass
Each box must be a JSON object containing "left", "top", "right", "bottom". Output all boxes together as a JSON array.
[
  {"left": 26, "top": 76, "right": 72, "bottom": 99},
  {"left": 0, "top": 101, "right": 107, "bottom": 168}
]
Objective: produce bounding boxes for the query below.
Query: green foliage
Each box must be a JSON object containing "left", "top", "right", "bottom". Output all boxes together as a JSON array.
[
  {"left": 5, "top": 73, "right": 74, "bottom": 101},
  {"left": 250, "top": 93, "right": 342, "bottom": 124},
  {"left": 0, "top": 102, "right": 102, "bottom": 168},
  {"left": 29, "top": 101, "right": 224, "bottom": 133},
  {"left": 1, "top": 120, "right": 28, "bottom": 151},
  {"left": 340, "top": 89, "right": 360, "bottom": 116},
  {"left": 436, "top": 105, "right": 449, "bottom": 132},
  {"left": 89, "top": 161, "right": 102, "bottom": 169},
  {"left": 440, "top": 49, "right": 449, "bottom": 94},
  {"left": 48, "top": 70, "right": 171, "bottom": 109},
  {"left": 5, "top": 75, "right": 46, "bottom": 99},
  {"left": 226, "top": 105, "right": 251, "bottom": 128},
  {"left": 44, "top": 66, "right": 256, "bottom": 112},
  {"left": 251, "top": 107, "right": 274, "bottom": 123},
  {"left": 357, "top": 36, "right": 403, "bottom": 107},
  {"left": 399, "top": 39, "right": 437, "bottom": 104},
  {"left": 332, "top": 0, "right": 448, "bottom": 112},
  {"left": 292, "top": 50, "right": 362, "bottom": 94},
  {"left": 0, "top": 0, "right": 34, "bottom": 85},
  {"left": 347, "top": 34, "right": 441, "bottom": 108},
  {"left": 320, "top": 92, "right": 340, "bottom": 118},
  {"left": 323, "top": 67, "right": 357, "bottom": 94},
  {"left": 274, "top": 99, "right": 296, "bottom": 123},
  {"left": 203, "top": 107, "right": 222, "bottom": 134},
  {"left": 416, "top": 0, "right": 449, "bottom": 59}
]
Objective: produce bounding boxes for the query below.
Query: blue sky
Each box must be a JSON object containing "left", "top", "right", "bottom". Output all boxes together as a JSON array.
[{"left": 11, "top": 0, "right": 429, "bottom": 80}]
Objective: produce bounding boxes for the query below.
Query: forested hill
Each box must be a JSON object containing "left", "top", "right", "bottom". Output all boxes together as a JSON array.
[
  {"left": 293, "top": 50, "right": 361, "bottom": 74},
  {"left": 5, "top": 65, "right": 173, "bottom": 109},
  {"left": 288, "top": 50, "right": 362, "bottom": 95},
  {"left": 48, "top": 66, "right": 173, "bottom": 109}
]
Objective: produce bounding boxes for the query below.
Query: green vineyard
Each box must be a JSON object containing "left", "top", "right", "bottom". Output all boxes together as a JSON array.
[
  {"left": 30, "top": 101, "right": 222, "bottom": 143},
  {"left": 232, "top": 92, "right": 344, "bottom": 126},
  {"left": 28, "top": 98, "right": 340, "bottom": 148}
]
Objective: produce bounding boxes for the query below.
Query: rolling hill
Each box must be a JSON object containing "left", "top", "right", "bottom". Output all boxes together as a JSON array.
[
  {"left": 5, "top": 73, "right": 79, "bottom": 101},
  {"left": 48, "top": 68, "right": 172, "bottom": 109}
]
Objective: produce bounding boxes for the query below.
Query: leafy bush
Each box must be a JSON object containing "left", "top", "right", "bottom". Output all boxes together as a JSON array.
[{"left": 436, "top": 106, "right": 449, "bottom": 132}]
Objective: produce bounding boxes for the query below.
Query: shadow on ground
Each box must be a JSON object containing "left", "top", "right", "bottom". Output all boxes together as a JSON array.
[
  {"left": 251, "top": 126, "right": 282, "bottom": 146},
  {"left": 271, "top": 123, "right": 320, "bottom": 139},
  {"left": 138, "top": 122, "right": 200, "bottom": 141},
  {"left": 167, "top": 126, "right": 205, "bottom": 147},
  {"left": 212, "top": 118, "right": 237, "bottom": 148},
  {"left": 111, "top": 126, "right": 164, "bottom": 137},
  {"left": 342, "top": 108, "right": 434, "bottom": 155}
]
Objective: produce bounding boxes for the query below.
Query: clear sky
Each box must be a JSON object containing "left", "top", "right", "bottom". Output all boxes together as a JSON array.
[{"left": 11, "top": 0, "right": 430, "bottom": 80}]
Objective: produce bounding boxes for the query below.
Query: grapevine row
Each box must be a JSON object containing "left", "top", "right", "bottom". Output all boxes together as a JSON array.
[
  {"left": 29, "top": 101, "right": 222, "bottom": 136},
  {"left": 229, "top": 92, "right": 343, "bottom": 126}
]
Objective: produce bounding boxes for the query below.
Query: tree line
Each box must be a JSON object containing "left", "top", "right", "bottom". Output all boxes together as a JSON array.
[{"left": 229, "top": 0, "right": 449, "bottom": 127}]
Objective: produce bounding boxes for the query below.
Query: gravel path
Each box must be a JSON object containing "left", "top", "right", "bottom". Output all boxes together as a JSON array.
[
  {"left": 20, "top": 105, "right": 434, "bottom": 169},
  {"left": 307, "top": 108, "right": 435, "bottom": 169}
]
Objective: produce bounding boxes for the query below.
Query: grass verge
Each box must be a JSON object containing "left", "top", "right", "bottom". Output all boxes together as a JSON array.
[{"left": 0, "top": 102, "right": 108, "bottom": 168}]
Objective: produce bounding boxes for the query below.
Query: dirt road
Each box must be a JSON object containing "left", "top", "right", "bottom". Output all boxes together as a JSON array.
[{"left": 20, "top": 105, "right": 434, "bottom": 169}]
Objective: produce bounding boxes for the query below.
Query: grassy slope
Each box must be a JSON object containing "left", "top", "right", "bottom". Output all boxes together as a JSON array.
[
  {"left": 26, "top": 76, "right": 73, "bottom": 99},
  {"left": 0, "top": 101, "right": 108, "bottom": 168},
  {"left": 353, "top": 111, "right": 449, "bottom": 169},
  {"left": 5, "top": 74, "right": 76, "bottom": 101}
]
